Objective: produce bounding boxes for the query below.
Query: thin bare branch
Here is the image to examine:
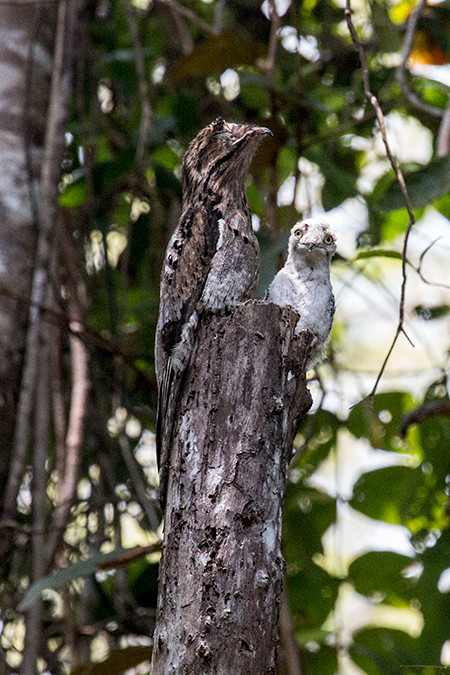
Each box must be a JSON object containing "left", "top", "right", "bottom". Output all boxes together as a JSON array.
[
  {"left": 47, "top": 297, "right": 90, "bottom": 564},
  {"left": 51, "top": 327, "right": 67, "bottom": 480},
  {"left": 437, "top": 99, "right": 450, "bottom": 157},
  {"left": 257, "top": 0, "right": 280, "bottom": 86},
  {"left": 123, "top": 0, "right": 152, "bottom": 170},
  {"left": 213, "top": 0, "right": 225, "bottom": 34},
  {"left": 99, "top": 543, "right": 162, "bottom": 570},
  {"left": 258, "top": 0, "right": 279, "bottom": 230},
  {"left": 400, "top": 666, "right": 450, "bottom": 670},
  {"left": 412, "top": 237, "right": 450, "bottom": 289},
  {"left": 0, "top": 281, "right": 155, "bottom": 388},
  {"left": 345, "top": 0, "right": 416, "bottom": 401},
  {"left": 118, "top": 433, "right": 161, "bottom": 531},
  {"left": 278, "top": 587, "right": 303, "bottom": 675},
  {"left": 395, "top": 0, "right": 443, "bottom": 119},
  {"left": 154, "top": 0, "right": 216, "bottom": 35},
  {"left": 1, "top": 0, "right": 58, "bottom": 3},
  {"left": 401, "top": 400, "right": 450, "bottom": 436},
  {"left": 168, "top": 4, "right": 194, "bottom": 54}
]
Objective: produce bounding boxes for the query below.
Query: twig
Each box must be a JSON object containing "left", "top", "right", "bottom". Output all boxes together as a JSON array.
[
  {"left": 213, "top": 0, "right": 225, "bottom": 34},
  {"left": 167, "top": 4, "right": 194, "bottom": 54},
  {"left": 278, "top": 586, "right": 303, "bottom": 675},
  {"left": 414, "top": 237, "right": 450, "bottom": 289},
  {"left": 154, "top": 0, "right": 216, "bottom": 35},
  {"left": 400, "top": 667, "right": 450, "bottom": 670},
  {"left": 258, "top": 0, "right": 280, "bottom": 82},
  {"left": 395, "top": 0, "right": 443, "bottom": 119},
  {"left": 437, "top": 99, "right": 450, "bottom": 157},
  {"left": 401, "top": 400, "right": 450, "bottom": 436},
  {"left": 1, "top": 0, "right": 58, "bottom": 3},
  {"left": 118, "top": 433, "right": 161, "bottom": 531},
  {"left": 99, "top": 542, "right": 162, "bottom": 570},
  {"left": 259, "top": 0, "right": 280, "bottom": 230},
  {"left": 123, "top": 0, "right": 152, "bottom": 170},
  {"left": 0, "top": 281, "right": 155, "bottom": 388},
  {"left": 51, "top": 327, "right": 67, "bottom": 480},
  {"left": 345, "top": 0, "right": 416, "bottom": 401},
  {"left": 47, "top": 295, "right": 90, "bottom": 564}
]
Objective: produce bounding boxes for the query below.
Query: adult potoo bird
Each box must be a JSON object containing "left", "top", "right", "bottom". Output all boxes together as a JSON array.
[
  {"left": 155, "top": 117, "right": 271, "bottom": 507},
  {"left": 267, "top": 218, "right": 337, "bottom": 365}
]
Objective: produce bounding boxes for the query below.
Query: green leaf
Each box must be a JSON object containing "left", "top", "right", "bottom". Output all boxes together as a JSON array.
[
  {"left": 19, "top": 547, "right": 148, "bottom": 611},
  {"left": 380, "top": 208, "right": 424, "bottom": 242},
  {"left": 350, "top": 551, "right": 416, "bottom": 600},
  {"left": 414, "top": 304, "right": 450, "bottom": 321},
  {"left": 305, "top": 146, "right": 358, "bottom": 210},
  {"left": 351, "top": 465, "right": 422, "bottom": 523},
  {"left": 351, "top": 628, "right": 417, "bottom": 675},
  {"left": 382, "top": 157, "right": 450, "bottom": 211},
  {"left": 59, "top": 179, "right": 87, "bottom": 208},
  {"left": 352, "top": 248, "right": 403, "bottom": 261},
  {"left": 301, "top": 645, "right": 338, "bottom": 675},
  {"left": 347, "top": 393, "right": 413, "bottom": 450},
  {"left": 169, "top": 33, "right": 265, "bottom": 84}
]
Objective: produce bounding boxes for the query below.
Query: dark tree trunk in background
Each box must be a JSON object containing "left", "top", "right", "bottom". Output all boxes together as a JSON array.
[
  {"left": 0, "top": 4, "right": 56, "bottom": 500},
  {"left": 151, "top": 301, "right": 312, "bottom": 675}
]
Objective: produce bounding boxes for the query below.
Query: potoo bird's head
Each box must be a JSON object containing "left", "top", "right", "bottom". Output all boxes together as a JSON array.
[
  {"left": 288, "top": 218, "right": 337, "bottom": 260},
  {"left": 182, "top": 117, "right": 272, "bottom": 200}
]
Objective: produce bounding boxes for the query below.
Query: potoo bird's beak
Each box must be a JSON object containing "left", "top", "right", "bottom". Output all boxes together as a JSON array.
[
  {"left": 256, "top": 126, "right": 273, "bottom": 136},
  {"left": 232, "top": 126, "right": 273, "bottom": 147}
]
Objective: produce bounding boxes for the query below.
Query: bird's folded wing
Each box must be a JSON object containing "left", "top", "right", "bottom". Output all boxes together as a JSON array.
[{"left": 159, "top": 206, "right": 220, "bottom": 357}]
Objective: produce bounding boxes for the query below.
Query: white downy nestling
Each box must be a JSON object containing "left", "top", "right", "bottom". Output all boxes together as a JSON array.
[{"left": 267, "top": 218, "right": 337, "bottom": 365}]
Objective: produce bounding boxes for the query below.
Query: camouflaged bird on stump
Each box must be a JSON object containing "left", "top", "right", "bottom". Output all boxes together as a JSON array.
[{"left": 152, "top": 119, "right": 315, "bottom": 675}]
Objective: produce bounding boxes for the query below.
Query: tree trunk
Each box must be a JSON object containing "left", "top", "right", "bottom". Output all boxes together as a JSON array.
[
  {"left": 0, "top": 4, "right": 56, "bottom": 499},
  {"left": 151, "top": 300, "right": 312, "bottom": 675}
]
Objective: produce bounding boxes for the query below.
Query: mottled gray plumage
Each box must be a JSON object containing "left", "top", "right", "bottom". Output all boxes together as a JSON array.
[
  {"left": 267, "top": 218, "right": 336, "bottom": 365},
  {"left": 155, "top": 117, "right": 271, "bottom": 508}
]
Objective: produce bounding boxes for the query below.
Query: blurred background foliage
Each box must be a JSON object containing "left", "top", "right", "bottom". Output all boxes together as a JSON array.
[{"left": 2, "top": 0, "right": 450, "bottom": 673}]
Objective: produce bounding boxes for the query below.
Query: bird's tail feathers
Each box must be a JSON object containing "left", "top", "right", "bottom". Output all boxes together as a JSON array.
[
  {"left": 156, "top": 355, "right": 188, "bottom": 512},
  {"left": 156, "top": 312, "right": 199, "bottom": 511}
]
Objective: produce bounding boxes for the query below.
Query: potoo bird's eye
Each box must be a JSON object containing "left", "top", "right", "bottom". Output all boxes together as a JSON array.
[
  {"left": 324, "top": 235, "right": 333, "bottom": 245},
  {"left": 294, "top": 230, "right": 302, "bottom": 238}
]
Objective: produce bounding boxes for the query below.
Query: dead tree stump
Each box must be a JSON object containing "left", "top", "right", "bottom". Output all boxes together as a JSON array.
[{"left": 151, "top": 300, "right": 312, "bottom": 675}]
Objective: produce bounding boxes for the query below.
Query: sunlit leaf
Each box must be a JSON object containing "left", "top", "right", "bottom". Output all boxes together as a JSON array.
[
  {"left": 382, "top": 157, "right": 450, "bottom": 211},
  {"left": 59, "top": 179, "right": 87, "bottom": 208}
]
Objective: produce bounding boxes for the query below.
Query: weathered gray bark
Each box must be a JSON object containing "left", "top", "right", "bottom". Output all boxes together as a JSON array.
[{"left": 151, "top": 300, "right": 312, "bottom": 675}]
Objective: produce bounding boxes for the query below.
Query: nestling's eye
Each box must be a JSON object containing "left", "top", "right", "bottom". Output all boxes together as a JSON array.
[
  {"left": 324, "top": 235, "right": 333, "bottom": 245},
  {"left": 294, "top": 230, "right": 303, "bottom": 238}
]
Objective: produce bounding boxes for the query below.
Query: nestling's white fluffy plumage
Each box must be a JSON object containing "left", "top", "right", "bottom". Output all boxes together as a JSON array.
[{"left": 267, "top": 218, "right": 337, "bottom": 365}]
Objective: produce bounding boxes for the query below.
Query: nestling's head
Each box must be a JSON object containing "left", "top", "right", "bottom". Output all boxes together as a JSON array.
[
  {"left": 182, "top": 117, "right": 272, "bottom": 201},
  {"left": 288, "top": 218, "right": 337, "bottom": 261}
]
